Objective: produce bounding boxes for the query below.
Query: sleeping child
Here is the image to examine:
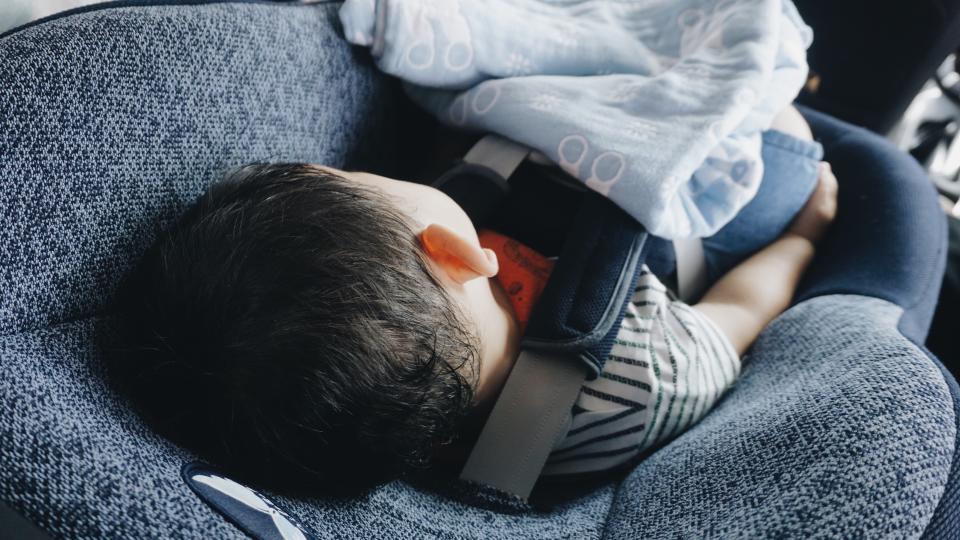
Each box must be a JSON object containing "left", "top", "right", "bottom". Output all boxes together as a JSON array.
[{"left": 107, "top": 107, "right": 836, "bottom": 493}]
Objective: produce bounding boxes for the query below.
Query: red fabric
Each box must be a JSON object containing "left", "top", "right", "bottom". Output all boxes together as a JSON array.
[{"left": 478, "top": 229, "right": 554, "bottom": 333}]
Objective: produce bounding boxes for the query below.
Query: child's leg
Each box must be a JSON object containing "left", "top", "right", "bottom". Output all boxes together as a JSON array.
[
  {"left": 695, "top": 164, "right": 838, "bottom": 355},
  {"left": 701, "top": 107, "right": 823, "bottom": 282},
  {"left": 770, "top": 104, "right": 814, "bottom": 141}
]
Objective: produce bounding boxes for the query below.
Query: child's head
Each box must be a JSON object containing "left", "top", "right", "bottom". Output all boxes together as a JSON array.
[{"left": 109, "top": 163, "right": 517, "bottom": 493}]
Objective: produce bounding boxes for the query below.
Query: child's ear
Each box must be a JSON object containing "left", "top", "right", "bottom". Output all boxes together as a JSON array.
[{"left": 419, "top": 223, "right": 499, "bottom": 285}]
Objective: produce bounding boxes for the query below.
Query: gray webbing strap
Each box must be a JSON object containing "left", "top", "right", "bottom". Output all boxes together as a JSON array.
[
  {"left": 463, "top": 134, "right": 530, "bottom": 180},
  {"left": 458, "top": 134, "right": 586, "bottom": 499},
  {"left": 460, "top": 349, "right": 587, "bottom": 499},
  {"left": 673, "top": 236, "right": 708, "bottom": 302}
]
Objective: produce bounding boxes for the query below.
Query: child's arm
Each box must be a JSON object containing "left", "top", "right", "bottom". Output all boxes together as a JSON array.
[{"left": 695, "top": 163, "right": 838, "bottom": 355}]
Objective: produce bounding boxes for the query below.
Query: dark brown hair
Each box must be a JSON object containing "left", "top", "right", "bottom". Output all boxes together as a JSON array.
[{"left": 108, "top": 163, "right": 478, "bottom": 494}]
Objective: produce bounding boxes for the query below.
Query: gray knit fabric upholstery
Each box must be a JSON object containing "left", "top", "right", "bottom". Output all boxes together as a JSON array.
[
  {"left": 2, "top": 320, "right": 244, "bottom": 538},
  {"left": 0, "top": 1, "right": 397, "bottom": 338},
  {"left": 2, "top": 296, "right": 954, "bottom": 538},
  {"left": 605, "top": 295, "right": 955, "bottom": 539},
  {"left": 0, "top": 2, "right": 956, "bottom": 538}
]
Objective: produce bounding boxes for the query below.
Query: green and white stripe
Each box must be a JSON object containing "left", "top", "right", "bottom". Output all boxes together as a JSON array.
[{"left": 543, "top": 265, "right": 740, "bottom": 476}]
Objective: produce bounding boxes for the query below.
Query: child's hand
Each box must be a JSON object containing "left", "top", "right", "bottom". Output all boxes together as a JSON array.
[
  {"left": 697, "top": 162, "right": 837, "bottom": 354},
  {"left": 787, "top": 162, "right": 838, "bottom": 243}
]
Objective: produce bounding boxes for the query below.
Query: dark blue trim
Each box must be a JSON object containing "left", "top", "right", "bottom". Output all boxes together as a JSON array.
[
  {"left": 0, "top": 502, "right": 51, "bottom": 540},
  {"left": 795, "top": 105, "right": 948, "bottom": 343},
  {"left": 0, "top": 0, "right": 323, "bottom": 41},
  {"left": 761, "top": 128, "right": 823, "bottom": 158},
  {"left": 435, "top": 150, "right": 650, "bottom": 379},
  {"left": 521, "top": 192, "right": 649, "bottom": 378}
]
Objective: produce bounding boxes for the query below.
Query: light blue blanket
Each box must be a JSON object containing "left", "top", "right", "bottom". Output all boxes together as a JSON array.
[{"left": 340, "top": 0, "right": 813, "bottom": 239}]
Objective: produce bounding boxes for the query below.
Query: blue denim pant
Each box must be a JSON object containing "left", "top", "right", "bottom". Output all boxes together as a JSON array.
[{"left": 701, "top": 129, "right": 824, "bottom": 281}]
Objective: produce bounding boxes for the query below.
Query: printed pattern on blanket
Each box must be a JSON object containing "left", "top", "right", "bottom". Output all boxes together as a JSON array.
[{"left": 340, "top": 0, "right": 814, "bottom": 239}]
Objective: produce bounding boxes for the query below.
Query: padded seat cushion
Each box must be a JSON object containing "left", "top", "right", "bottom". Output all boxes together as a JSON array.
[
  {"left": 1, "top": 296, "right": 954, "bottom": 538},
  {"left": 0, "top": 2, "right": 957, "bottom": 538},
  {"left": 0, "top": 0, "right": 398, "bottom": 338},
  {"left": 605, "top": 295, "right": 955, "bottom": 538}
]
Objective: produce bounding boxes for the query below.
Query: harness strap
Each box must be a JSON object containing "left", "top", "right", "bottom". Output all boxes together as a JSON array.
[
  {"left": 462, "top": 134, "right": 530, "bottom": 180},
  {"left": 460, "top": 349, "right": 587, "bottom": 499},
  {"left": 673, "top": 236, "right": 708, "bottom": 302},
  {"left": 453, "top": 134, "right": 589, "bottom": 500}
]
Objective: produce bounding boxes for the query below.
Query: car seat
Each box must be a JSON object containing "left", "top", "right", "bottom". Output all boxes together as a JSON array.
[{"left": 1, "top": 1, "right": 958, "bottom": 538}]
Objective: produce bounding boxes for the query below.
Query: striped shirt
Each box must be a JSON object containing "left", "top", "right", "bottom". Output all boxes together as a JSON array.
[{"left": 542, "top": 266, "right": 740, "bottom": 476}]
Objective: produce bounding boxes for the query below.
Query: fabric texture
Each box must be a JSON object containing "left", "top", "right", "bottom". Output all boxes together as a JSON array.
[
  {"left": 602, "top": 295, "right": 955, "bottom": 539},
  {"left": 0, "top": 2, "right": 957, "bottom": 538},
  {"left": 922, "top": 341, "right": 960, "bottom": 539},
  {"left": 0, "top": 1, "right": 398, "bottom": 339},
  {"left": 480, "top": 230, "right": 740, "bottom": 477},
  {"left": 520, "top": 191, "right": 648, "bottom": 377},
  {"left": 544, "top": 267, "right": 740, "bottom": 477},
  {"left": 2, "top": 298, "right": 954, "bottom": 537},
  {"left": 794, "top": 106, "right": 948, "bottom": 344},
  {"left": 702, "top": 128, "right": 822, "bottom": 281},
  {"left": 340, "top": 0, "right": 815, "bottom": 239}
]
